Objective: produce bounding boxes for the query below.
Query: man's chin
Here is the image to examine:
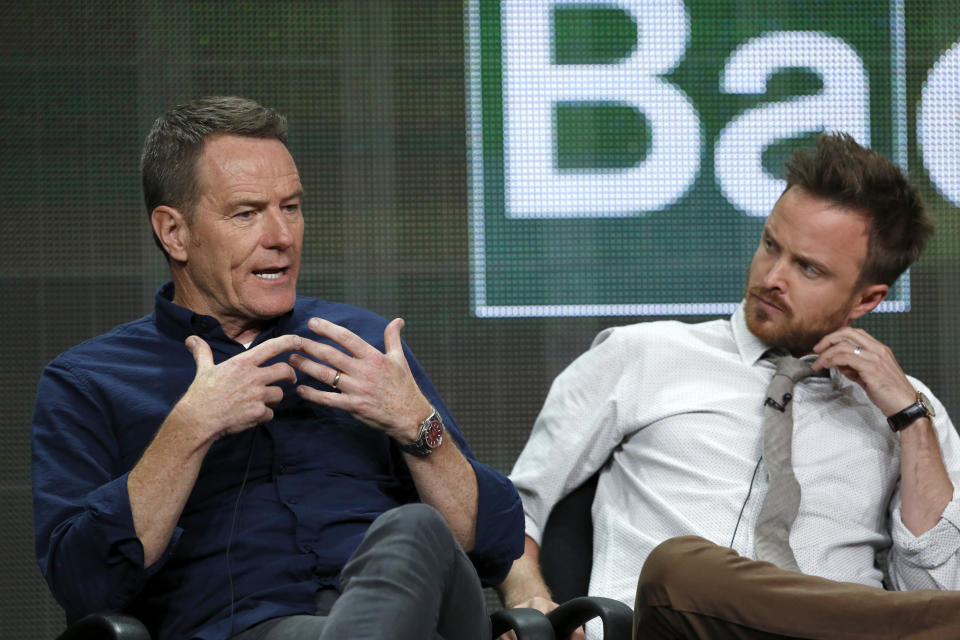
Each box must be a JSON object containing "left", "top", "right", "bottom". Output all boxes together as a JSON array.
[
  {"left": 747, "top": 321, "right": 820, "bottom": 355},
  {"left": 248, "top": 293, "right": 297, "bottom": 320}
]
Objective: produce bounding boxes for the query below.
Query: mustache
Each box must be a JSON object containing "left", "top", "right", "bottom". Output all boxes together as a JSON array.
[{"left": 747, "top": 286, "right": 790, "bottom": 314}]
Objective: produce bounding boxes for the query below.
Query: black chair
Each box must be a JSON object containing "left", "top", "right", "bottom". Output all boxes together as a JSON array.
[
  {"left": 55, "top": 614, "right": 149, "bottom": 640},
  {"left": 490, "top": 473, "right": 633, "bottom": 639}
]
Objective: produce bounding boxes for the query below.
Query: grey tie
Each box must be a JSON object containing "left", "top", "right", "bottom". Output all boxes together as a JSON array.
[{"left": 754, "top": 352, "right": 819, "bottom": 571}]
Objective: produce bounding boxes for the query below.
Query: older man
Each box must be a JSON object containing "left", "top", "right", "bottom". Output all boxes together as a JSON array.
[
  {"left": 32, "top": 96, "right": 523, "bottom": 640},
  {"left": 501, "top": 133, "right": 960, "bottom": 639}
]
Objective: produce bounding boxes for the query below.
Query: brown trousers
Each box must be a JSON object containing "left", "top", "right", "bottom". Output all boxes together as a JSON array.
[{"left": 634, "top": 536, "right": 960, "bottom": 639}]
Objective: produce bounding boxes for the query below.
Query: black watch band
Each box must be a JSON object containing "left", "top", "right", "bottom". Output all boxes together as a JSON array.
[{"left": 887, "top": 391, "right": 935, "bottom": 432}]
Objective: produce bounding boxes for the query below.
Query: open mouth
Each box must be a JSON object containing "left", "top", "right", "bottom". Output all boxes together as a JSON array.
[{"left": 253, "top": 268, "right": 287, "bottom": 280}]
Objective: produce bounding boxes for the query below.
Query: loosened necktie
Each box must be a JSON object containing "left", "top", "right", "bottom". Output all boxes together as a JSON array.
[{"left": 754, "top": 352, "right": 820, "bottom": 571}]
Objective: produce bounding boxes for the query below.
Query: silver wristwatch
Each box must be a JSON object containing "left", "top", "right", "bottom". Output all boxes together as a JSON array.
[{"left": 399, "top": 407, "right": 445, "bottom": 456}]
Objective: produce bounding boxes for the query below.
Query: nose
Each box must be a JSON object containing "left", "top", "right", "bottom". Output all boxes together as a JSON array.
[
  {"left": 262, "top": 208, "right": 295, "bottom": 250},
  {"left": 763, "top": 256, "right": 789, "bottom": 292}
]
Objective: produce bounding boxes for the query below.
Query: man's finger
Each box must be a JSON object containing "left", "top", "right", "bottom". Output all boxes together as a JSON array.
[
  {"left": 384, "top": 317, "right": 405, "bottom": 355},
  {"left": 296, "top": 338, "right": 354, "bottom": 373},
  {"left": 289, "top": 354, "right": 339, "bottom": 388},
  {"left": 264, "top": 385, "right": 286, "bottom": 407},
  {"left": 244, "top": 333, "right": 304, "bottom": 365},
  {"left": 307, "top": 317, "right": 371, "bottom": 358},
  {"left": 261, "top": 361, "right": 299, "bottom": 386},
  {"left": 813, "top": 330, "right": 853, "bottom": 354},
  {"left": 297, "top": 385, "right": 351, "bottom": 411},
  {"left": 185, "top": 335, "right": 214, "bottom": 370}
]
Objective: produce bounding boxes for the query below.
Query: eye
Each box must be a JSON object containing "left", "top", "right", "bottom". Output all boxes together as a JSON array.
[
  {"left": 234, "top": 210, "right": 255, "bottom": 220},
  {"left": 799, "top": 261, "right": 820, "bottom": 277}
]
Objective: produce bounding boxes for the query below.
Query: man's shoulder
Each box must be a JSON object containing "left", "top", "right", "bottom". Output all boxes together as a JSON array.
[
  {"left": 594, "top": 316, "right": 732, "bottom": 350},
  {"left": 292, "top": 296, "right": 391, "bottom": 341},
  {"left": 47, "top": 314, "right": 159, "bottom": 370},
  {"left": 294, "top": 296, "right": 387, "bottom": 322}
]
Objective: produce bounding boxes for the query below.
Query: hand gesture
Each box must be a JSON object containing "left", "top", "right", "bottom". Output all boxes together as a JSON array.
[
  {"left": 812, "top": 327, "right": 916, "bottom": 416},
  {"left": 289, "top": 317, "right": 432, "bottom": 443},
  {"left": 177, "top": 334, "right": 301, "bottom": 441}
]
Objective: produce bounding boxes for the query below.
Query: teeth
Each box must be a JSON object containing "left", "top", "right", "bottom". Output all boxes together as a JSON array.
[{"left": 255, "top": 271, "right": 283, "bottom": 279}]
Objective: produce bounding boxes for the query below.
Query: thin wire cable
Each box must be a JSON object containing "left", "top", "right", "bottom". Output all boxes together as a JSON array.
[
  {"left": 226, "top": 429, "right": 258, "bottom": 637},
  {"left": 730, "top": 456, "right": 763, "bottom": 549}
]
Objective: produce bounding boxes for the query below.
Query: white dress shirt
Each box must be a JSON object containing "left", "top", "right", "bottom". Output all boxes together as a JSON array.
[{"left": 511, "top": 304, "right": 960, "bottom": 625}]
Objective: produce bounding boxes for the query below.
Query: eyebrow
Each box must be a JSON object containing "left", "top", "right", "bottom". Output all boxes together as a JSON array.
[
  {"left": 764, "top": 228, "right": 831, "bottom": 274},
  {"left": 229, "top": 187, "right": 304, "bottom": 210},
  {"left": 283, "top": 187, "right": 305, "bottom": 202}
]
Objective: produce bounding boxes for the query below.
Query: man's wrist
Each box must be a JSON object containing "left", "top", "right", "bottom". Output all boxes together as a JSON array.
[
  {"left": 396, "top": 400, "right": 434, "bottom": 445},
  {"left": 164, "top": 401, "right": 219, "bottom": 454},
  {"left": 398, "top": 405, "right": 445, "bottom": 456},
  {"left": 887, "top": 391, "right": 936, "bottom": 432}
]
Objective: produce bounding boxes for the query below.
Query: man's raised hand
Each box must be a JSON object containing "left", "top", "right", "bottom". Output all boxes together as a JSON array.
[
  {"left": 177, "top": 333, "right": 302, "bottom": 442},
  {"left": 289, "top": 317, "right": 432, "bottom": 444}
]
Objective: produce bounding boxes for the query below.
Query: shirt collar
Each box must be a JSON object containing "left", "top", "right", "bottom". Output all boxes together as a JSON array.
[
  {"left": 731, "top": 301, "right": 770, "bottom": 366},
  {"left": 153, "top": 281, "right": 295, "bottom": 348}
]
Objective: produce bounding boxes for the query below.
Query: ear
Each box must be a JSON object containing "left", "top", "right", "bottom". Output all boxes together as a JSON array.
[
  {"left": 847, "top": 283, "right": 889, "bottom": 322},
  {"left": 151, "top": 206, "right": 190, "bottom": 262}
]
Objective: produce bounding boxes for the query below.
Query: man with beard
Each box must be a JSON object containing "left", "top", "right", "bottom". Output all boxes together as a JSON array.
[{"left": 499, "top": 133, "right": 960, "bottom": 639}]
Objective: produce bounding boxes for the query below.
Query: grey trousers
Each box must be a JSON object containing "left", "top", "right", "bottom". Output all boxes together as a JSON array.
[
  {"left": 234, "top": 504, "right": 490, "bottom": 640},
  {"left": 635, "top": 536, "right": 960, "bottom": 640}
]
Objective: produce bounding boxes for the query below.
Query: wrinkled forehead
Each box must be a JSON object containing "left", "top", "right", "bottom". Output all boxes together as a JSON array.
[
  {"left": 194, "top": 134, "right": 302, "bottom": 200},
  {"left": 765, "top": 187, "right": 871, "bottom": 271}
]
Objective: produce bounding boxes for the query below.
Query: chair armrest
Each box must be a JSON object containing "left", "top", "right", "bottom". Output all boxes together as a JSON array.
[
  {"left": 547, "top": 596, "right": 633, "bottom": 639},
  {"left": 490, "top": 607, "right": 556, "bottom": 640},
  {"left": 56, "top": 614, "right": 151, "bottom": 640}
]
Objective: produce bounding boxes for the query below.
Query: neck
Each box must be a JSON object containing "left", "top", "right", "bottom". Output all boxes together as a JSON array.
[{"left": 168, "top": 278, "right": 267, "bottom": 345}]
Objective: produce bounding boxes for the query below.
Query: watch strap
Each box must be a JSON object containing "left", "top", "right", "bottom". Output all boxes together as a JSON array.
[{"left": 887, "top": 392, "right": 933, "bottom": 432}]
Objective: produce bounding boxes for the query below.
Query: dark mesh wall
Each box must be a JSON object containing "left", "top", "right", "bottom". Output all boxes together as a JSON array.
[{"left": 3, "top": 1, "right": 960, "bottom": 636}]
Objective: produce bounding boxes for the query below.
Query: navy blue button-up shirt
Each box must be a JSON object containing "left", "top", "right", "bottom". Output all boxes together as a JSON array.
[{"left": 32, "top": 283, "right": 524, "bottom": 639}]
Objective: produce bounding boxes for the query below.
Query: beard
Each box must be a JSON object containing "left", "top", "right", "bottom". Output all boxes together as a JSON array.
[{"left": 744, "top": 286, "right": 853, "bottom": 356}]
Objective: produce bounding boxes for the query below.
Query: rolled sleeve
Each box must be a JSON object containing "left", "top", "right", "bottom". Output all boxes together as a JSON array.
[
  {"left": 32, "top": 361, "right": 178, "bottom": 619},
  {"left": 42, "top": 472, "right": 184, "bottom": 618},
  {"left": 889, "top": 496, "right": 960, "bottom": 590},
  {"left": 887, "top": 390, "right": 960, "bottom": 591},
  {"left": 466, "top": 458, "right": 525, "bottom": 586}
]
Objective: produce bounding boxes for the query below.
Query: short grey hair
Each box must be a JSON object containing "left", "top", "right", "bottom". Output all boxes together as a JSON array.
[{"left": 140, "top": 96, "right": 288, "bottom": 251}]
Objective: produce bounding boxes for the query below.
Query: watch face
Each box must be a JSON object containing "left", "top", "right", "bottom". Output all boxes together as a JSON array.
[
  {"left": 424, "top": 419, "right": 443, "bottom": 449},
  {"left": 919, "top": 392, "right": 936, "bottom": 417}
]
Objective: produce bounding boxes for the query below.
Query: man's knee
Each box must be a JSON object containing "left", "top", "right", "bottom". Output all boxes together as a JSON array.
[
  {"left": 637, "top": 536, "right": 719, "bottom": 606},
  {"left": 370, "top": 503, "right": 450, "bottom": 539},
  {"left": 362, "top": 503, "right": 459, "bottom": 562}
]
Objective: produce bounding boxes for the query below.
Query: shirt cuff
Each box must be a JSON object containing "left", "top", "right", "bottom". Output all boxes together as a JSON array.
[
  {"left": 891, "top": 497, "right": 960, "bottom": 569},
  {"left": 465, "top": 458, "right": 525, "bottom": 586},
  {"left": 524, "top": 514, "right": 544, "bottom": 547},
  {"left": 85, "top": 472, "right": 183, "bottom": 578}
]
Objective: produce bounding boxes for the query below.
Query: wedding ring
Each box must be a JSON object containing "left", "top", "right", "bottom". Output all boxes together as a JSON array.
[
  {"left": 331, "top": 370, "right": 342, "bottom": 388},
  {"left": 853, "top": 345, "right": 862, "bottom": 356}
]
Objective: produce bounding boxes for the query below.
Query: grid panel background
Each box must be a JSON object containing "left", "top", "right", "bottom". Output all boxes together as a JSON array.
[{"left": 2, "top": 1, "right": 959, "bottom": 636}]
